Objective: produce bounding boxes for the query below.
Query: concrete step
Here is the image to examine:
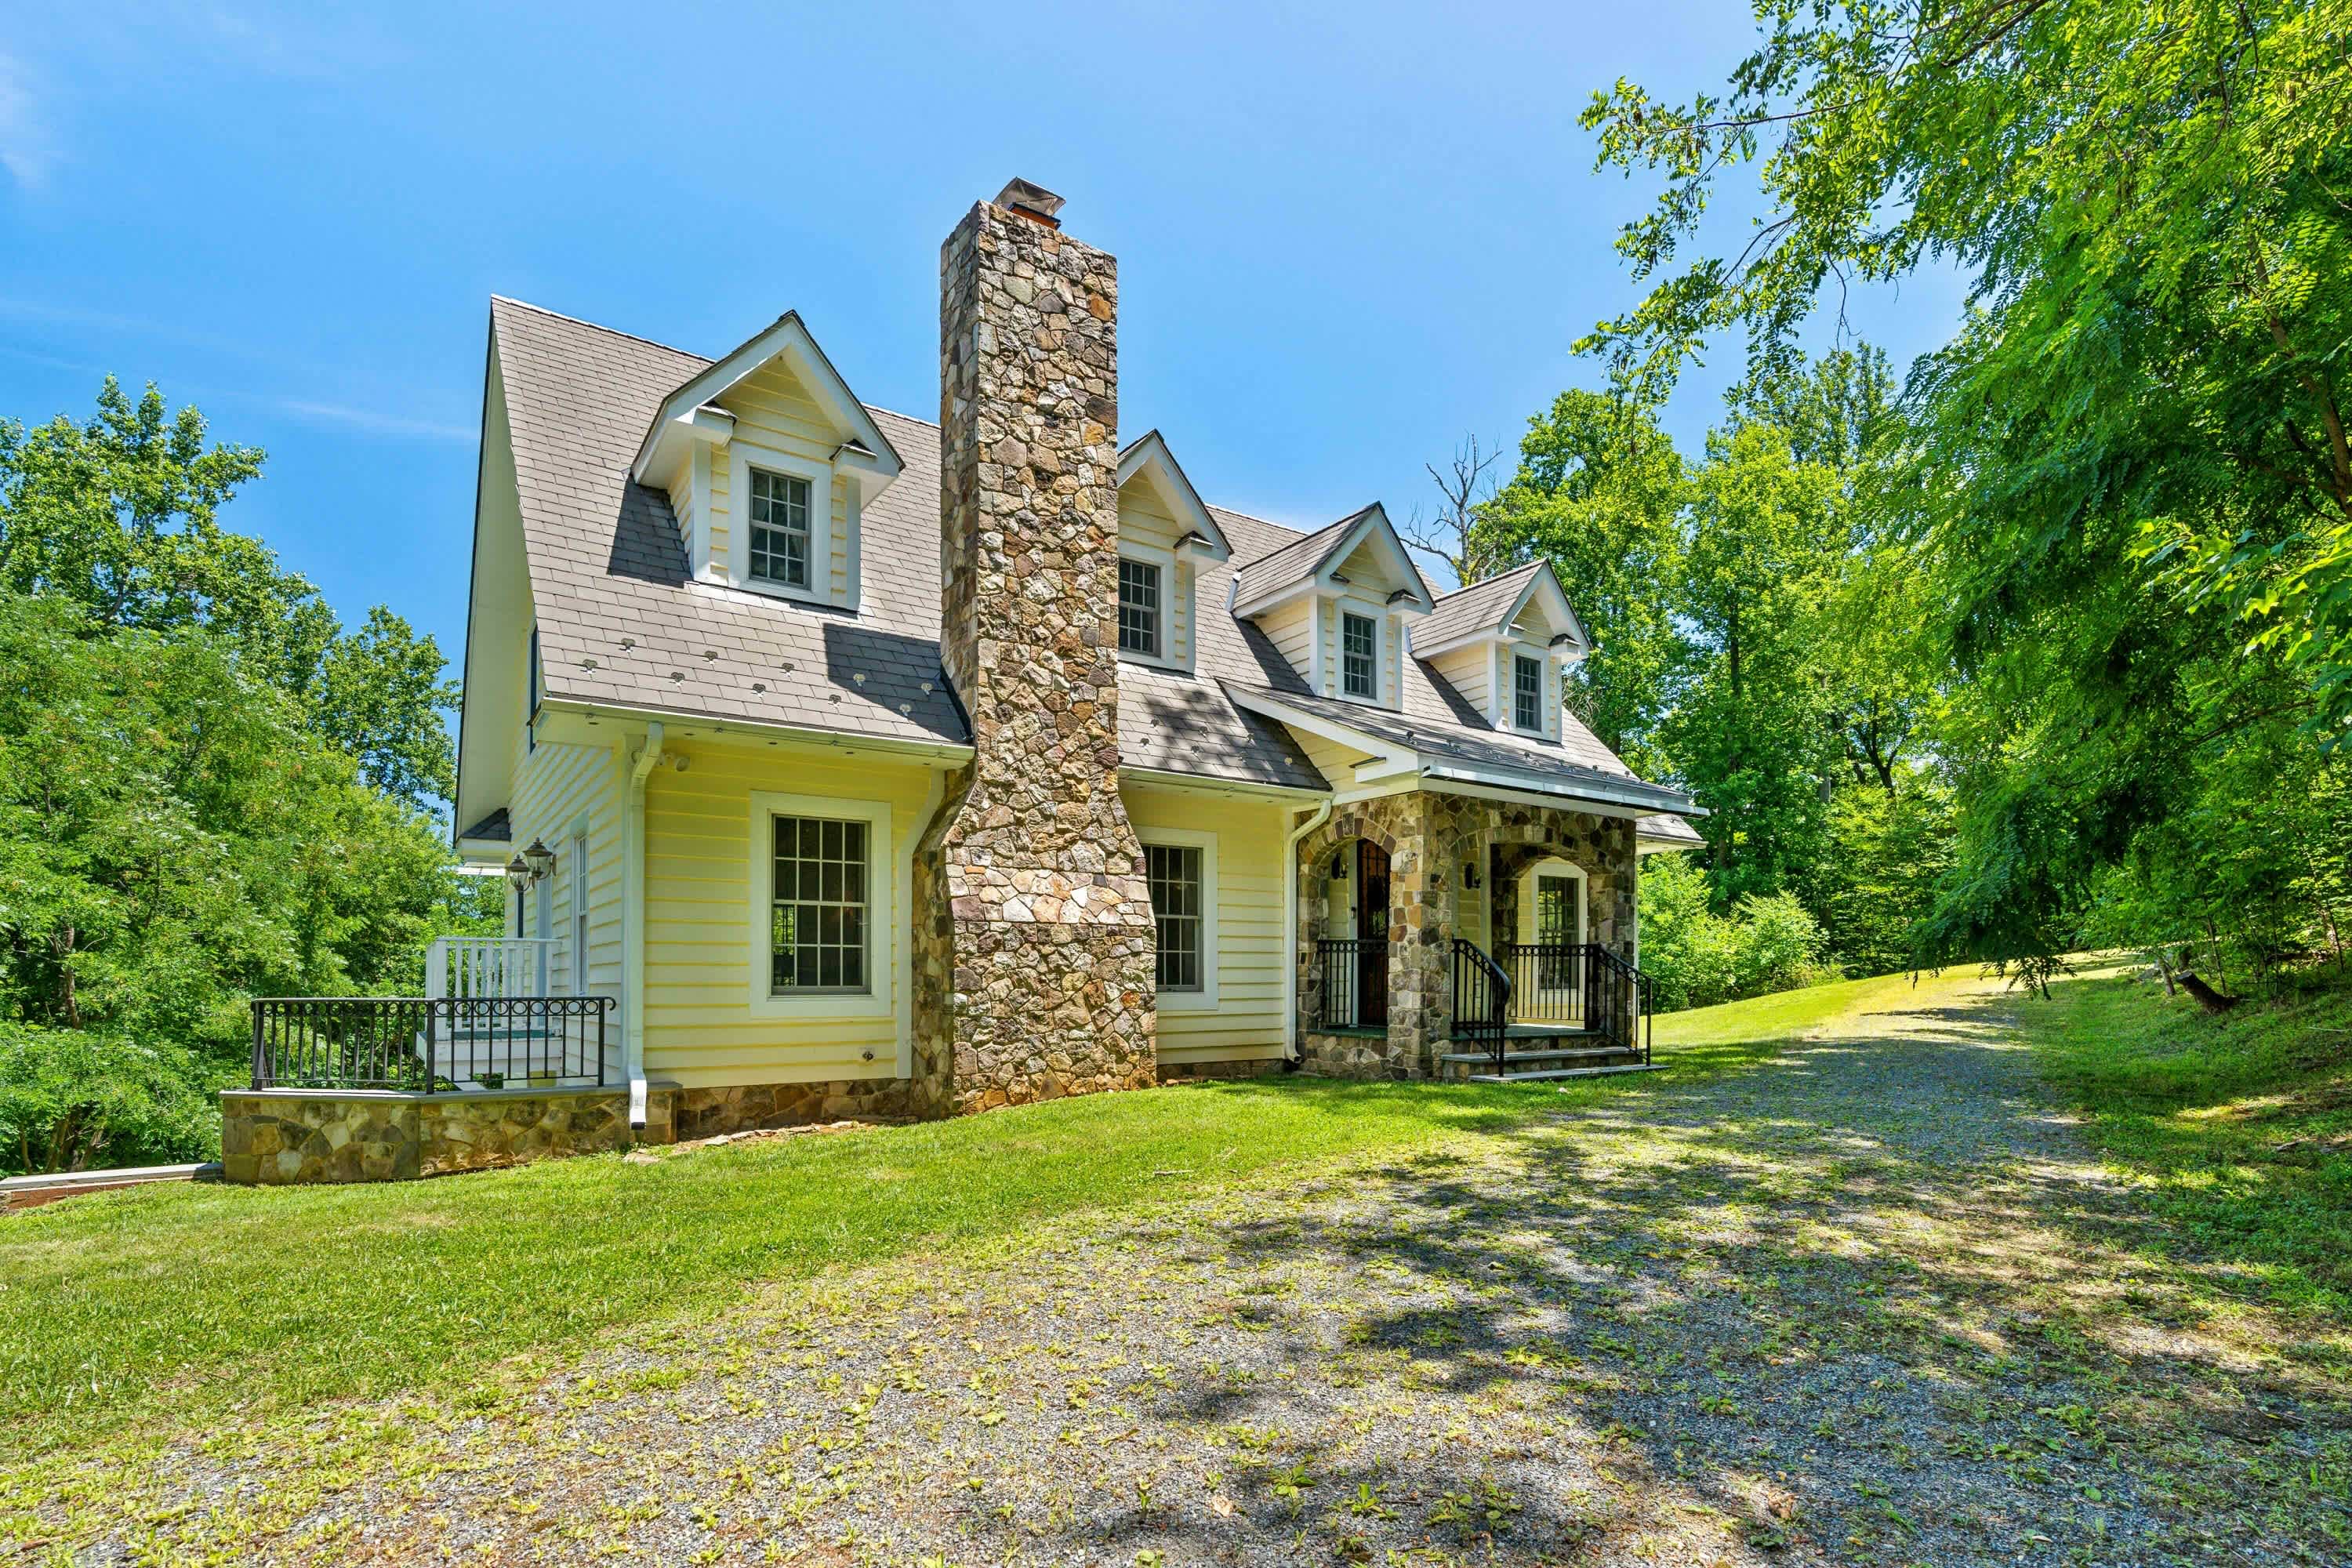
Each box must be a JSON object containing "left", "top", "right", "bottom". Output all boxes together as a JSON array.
[
  {"left": 1464, "top": 1063, "right": 1668, "bottom": 1083},
  {"left": 1440, "top": 1044, "right": 1638, "bottom": 1068}
]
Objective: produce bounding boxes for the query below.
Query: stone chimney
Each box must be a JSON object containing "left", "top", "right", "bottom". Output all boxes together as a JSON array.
[{"left": 911, "top": 180, "right": 1156, "bottom": 1112}]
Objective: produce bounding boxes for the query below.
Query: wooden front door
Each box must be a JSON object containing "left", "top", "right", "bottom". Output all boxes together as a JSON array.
[{"left": 1356, "top": 840, "right": 1390, "bottom": 1027}]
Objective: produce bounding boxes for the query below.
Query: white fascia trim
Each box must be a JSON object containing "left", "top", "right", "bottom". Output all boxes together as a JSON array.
[
  {"left": 541, "top": 698, "right": 975, "bottom": 765},
  {"left": 1222, "top": 688, "right": 1417, "bottom": 784},
  {"left": 746, "top": 790, "right": 895, "bottom": 1022},
  {"left": 1419, "top": 762, "right": 1693, "bottom": 818},
  {"left": 631, "top": 312, "right": 903, "bottom": 494},
  {"left": 1136, "top": 824, "right": 1220, "bottom": 1011},
  {"left": 1116, "top": 431, "right": 1232, "bottom": 560},
  {"left": 454, "top": 837, "right": 512, "bottom": 866},
  {"left": 1119, "top": 766, "right": 1328, "bottom": 801}
]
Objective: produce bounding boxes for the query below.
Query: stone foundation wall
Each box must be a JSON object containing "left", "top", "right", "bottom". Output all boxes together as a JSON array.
[
  {"left": 221, "top": 1085, "right": 673, "bottom": 1185},
  {"left": 1298, "top": 1031, "right": 1401, "bottom": 1081},
  {"left": 671, "top": 1078, "right": 920, "bottom": 1141},
  {"left": 1156, "top": 1057, "right": 1288, "bottom": 1083}
]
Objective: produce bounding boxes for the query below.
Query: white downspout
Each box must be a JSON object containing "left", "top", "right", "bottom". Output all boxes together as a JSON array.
[
  {"left": 623, "top": 722, "right": 666, "bottom": 1128},
  {"left": 1280, "top": 797, "right": 1334, "bottom": 1062}
]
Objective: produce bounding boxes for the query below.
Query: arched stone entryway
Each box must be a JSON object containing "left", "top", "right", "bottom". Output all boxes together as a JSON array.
[{"left": 1291, "top": 789, "right": 1638, "bottom": 1081}]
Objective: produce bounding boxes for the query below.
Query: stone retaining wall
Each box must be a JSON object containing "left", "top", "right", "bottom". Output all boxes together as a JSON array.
[{"left": 220, "top": 1084, "right": 678, "bottom": 1185}]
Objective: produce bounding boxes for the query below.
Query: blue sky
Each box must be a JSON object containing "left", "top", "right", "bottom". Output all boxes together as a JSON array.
[{"left": 0, "top": 1, "right": 1965, "bottom": 662}]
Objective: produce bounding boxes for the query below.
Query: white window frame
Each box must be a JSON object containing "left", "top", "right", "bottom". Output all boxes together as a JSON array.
[
  {"left": 1138, "top": 826, "right": 1218, "bottom": 1011},
  {"left": 1114, "top": 540, "right": 1184, "bottom": 671},
  {"left": 1339, "top": 608, "right": 1380, "bottom": 701},
  {"left": 746, "top": 790, "right": 894, "bottom": 1020},
  {"left": 1512, "top": 652, "right": 1544, "bottom": 734},
  {"left": 1515, "top": 855, "right": 1588, "bottom": 948},
  {"left": 567, "top": 831, "right": 591, "bottom": 996},
  {"left": 727, "top": 440, "right": 834, "bottom": 607}
]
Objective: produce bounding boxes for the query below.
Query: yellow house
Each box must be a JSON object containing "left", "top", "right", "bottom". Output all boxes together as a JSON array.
[{"left": 221, "top": 179, "right": 1697, "bottom": 1183}]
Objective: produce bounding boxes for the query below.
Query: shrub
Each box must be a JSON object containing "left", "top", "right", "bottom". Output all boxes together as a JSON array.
[
  {"left": 1732, "top": 891, "right": 1828, "bottom": 996},
  {"left": 0, "top": 1022, "right": 223, "bottom": 1176},
  {"left": 1639, "top": 855, "right": 1831, "bottom": 1012}
]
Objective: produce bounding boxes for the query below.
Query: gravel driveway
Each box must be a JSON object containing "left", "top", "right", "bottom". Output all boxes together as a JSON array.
[{"left": 51, "top": 975, "right": 2352, "bottom": 1565}]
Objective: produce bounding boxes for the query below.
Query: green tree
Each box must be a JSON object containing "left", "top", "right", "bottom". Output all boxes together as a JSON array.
[
  {"left": 1, "top": 379, "right": 460, "bottom": 811},
  {"left": 1578, "top": 0, "right": 2352, "bottom": 975},
  {"left": 1477, "top": 390, "right": 1687, "bottom": 771},
  {"left": 1664, "top": 422, "right": 1846, "bottom": 909}
]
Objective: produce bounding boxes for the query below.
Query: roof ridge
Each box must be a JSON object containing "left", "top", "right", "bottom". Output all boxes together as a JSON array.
[
  {"left": 492, "top": 296, "right": 713, "bottom": 364},
  {"left": 1429, "top": 559, "right": 1544, "bottom": 603}
]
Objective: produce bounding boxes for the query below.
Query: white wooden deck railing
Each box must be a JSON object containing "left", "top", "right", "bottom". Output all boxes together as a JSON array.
[{"left": 425, "top": 936, "right": 554, "bottom": 1001}]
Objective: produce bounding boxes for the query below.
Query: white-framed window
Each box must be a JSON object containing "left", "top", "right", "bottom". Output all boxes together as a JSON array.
[
  {"left": 746, "top": 791, "right": 893, "bottom": 1018},
  {"left": 1514, "top": 654, "right": 1544, "bottom": 732},
  {"left": 769, "top": 813, "right": 870, "bottom": 993},
  {"left": 747, "top": 467, "right": 811, "bottom": 590},
  {"left": 726, "top": 441, "right": 834, "bottom": 606},
  {"left": 1118, "top": 557, "right": 1161, "bottom": 657},
  {"left": 1138, "top": 827, "right": 1218, "bottom": 1009},
  {"left": 1341, "top": 612, "right": 1378, "bottom": 699}
]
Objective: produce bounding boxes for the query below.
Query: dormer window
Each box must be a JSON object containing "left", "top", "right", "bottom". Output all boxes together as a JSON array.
[
  {"left": 1341, "top": 612, "right": 1378, "bottom": 699},
  {"left": 748, "top": 468, "right": 812, "bottom": 590},
  {"left": 1118, "top": 557, "right": 1163, "bottom": 657},
  {"left": 1514, "top": 655, "right": 1544, "bottom": 731}
]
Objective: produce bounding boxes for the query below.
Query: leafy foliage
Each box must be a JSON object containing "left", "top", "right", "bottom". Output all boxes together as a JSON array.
[
  {"left": 0, "top": 381, "right": 470, "bottom": 1168},
  {"left": 0, "top": 1022, "right": 223, "bottom": 1176},
  {"left": 1571, "top": 0, "right": 2352, "bottom": 982},
  {"left": 1637, "top": 852, "right": 1831, "bottom": 1011}
]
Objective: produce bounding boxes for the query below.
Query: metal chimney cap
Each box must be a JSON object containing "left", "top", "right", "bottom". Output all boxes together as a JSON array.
[{"left": 994, "top": 178, "right": 1065, "bottom": 227}]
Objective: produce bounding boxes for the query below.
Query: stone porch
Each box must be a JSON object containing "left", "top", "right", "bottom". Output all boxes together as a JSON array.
[{"left": 1294, "top": 788, "right": 1639, "bottom": 1080}]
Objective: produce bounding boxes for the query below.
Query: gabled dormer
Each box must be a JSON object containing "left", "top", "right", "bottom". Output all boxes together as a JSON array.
[
  {"left": 1229, "top": 502, "right": 1433, "bottom": 708},
  {"left": 1113, "top": 430, "right": 1231, "bottom": 673},
  {"left": 1410, "top": 561, "right": 1590, "bottom": 741},
  {"left": 630, "top": 312, "right": 902, "bottom": 614}
]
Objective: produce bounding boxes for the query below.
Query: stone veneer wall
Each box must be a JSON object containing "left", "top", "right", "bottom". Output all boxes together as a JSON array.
[
  {"left": 220, "top": 1085, "right": 677, "bottom": 1185},
  {"left": 1292, "top": 789, "right": 1637, "bottom": 1080},
  {"left": 911, "top": 187, "right": 1158, "bottom": 1114}
]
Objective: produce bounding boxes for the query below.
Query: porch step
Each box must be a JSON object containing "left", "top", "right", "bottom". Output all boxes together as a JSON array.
[
  {"left": 1463, "top": 1063, "right": 1668, "bottom": 1083},
  {"left": 1439, "top": 1043, "right": 1635, "bottom": 1069}
]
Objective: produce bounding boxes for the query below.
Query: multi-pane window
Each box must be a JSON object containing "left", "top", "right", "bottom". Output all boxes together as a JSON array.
[
  {"left": 748, "top": 468, "right": 812, "bottom": 589},
  {"left": 1515, "top": 655, "right": 1544, "bottom": 731},
  {"left": 1117, "top": 557, "right": 1161, "bottom": 656},
  {"left": 1341, "top": 612, "right": 1377, "bottom": 698},
  {"left": 769, "top": 815, "right": 868, "bottom": 993},
  {"left": 1145, "top": 843, "right": 1203, "bottom": 992}
]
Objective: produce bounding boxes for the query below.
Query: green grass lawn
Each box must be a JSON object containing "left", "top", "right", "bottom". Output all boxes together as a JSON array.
[
  {"left": 2016, "top": 957, "right": 2352, "bottom": 1319},
  {"left": 0, "top": 967, "right": 1995, "bottom": 1466}
]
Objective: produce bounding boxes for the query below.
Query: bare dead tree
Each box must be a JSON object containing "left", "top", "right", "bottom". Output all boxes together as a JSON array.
[{"left": 1401, "top": 434, "right": 1506, "bottom": 590}]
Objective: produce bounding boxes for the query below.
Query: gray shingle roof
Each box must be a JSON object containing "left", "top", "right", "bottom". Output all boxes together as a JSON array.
[
  {"left": 1220, "top": 680, "right": 1692, "bottom": 815},
  {"left": 1412, "top": 560, "right": 1544, "bottom": 652},
  {"left": 1227, "top": 506, "right": 1370, "bottom": 608},
  {"left": 485, "top": 296, "right": 1693, "bottom": 826}
]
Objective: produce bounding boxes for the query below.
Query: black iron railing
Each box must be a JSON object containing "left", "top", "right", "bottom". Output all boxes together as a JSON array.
[
  {"left": 1311, "top": 938, "right": 1388, "bottom": 1029},
  {"left": 249, "top": 996, "right": 615, "bottom": 1091},
  {"left": 1450, "top": 938, "right": 1512, "bottom": 1070},
  {"left": 1493, "top": 942, "right": 1653, "bottom": 1062}
]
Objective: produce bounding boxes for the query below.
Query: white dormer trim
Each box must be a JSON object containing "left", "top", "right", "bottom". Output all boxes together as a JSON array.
[
  {"left": 1117, "top": 431, "right": 1232, "bottom": 561},
  {"left": 632, "top": 311, "right": 903, "bottom": 497},
  {"left": 1233, "top": 503, "right": 1434, "bottom": 619},
  {"left": 1409, "top": 561, "right": 1590, "bottom": 663}
]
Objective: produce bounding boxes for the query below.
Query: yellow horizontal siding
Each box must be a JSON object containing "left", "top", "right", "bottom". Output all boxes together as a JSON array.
[
  {"left": 1123, "top": 784, "right": 1288, "bottom": 1064},
  {"left": 510, "top": 739, "right": 623, "bottom": 998},
  {"left": 641, "top": 742, "right": 939, "bottom": 1090}
]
